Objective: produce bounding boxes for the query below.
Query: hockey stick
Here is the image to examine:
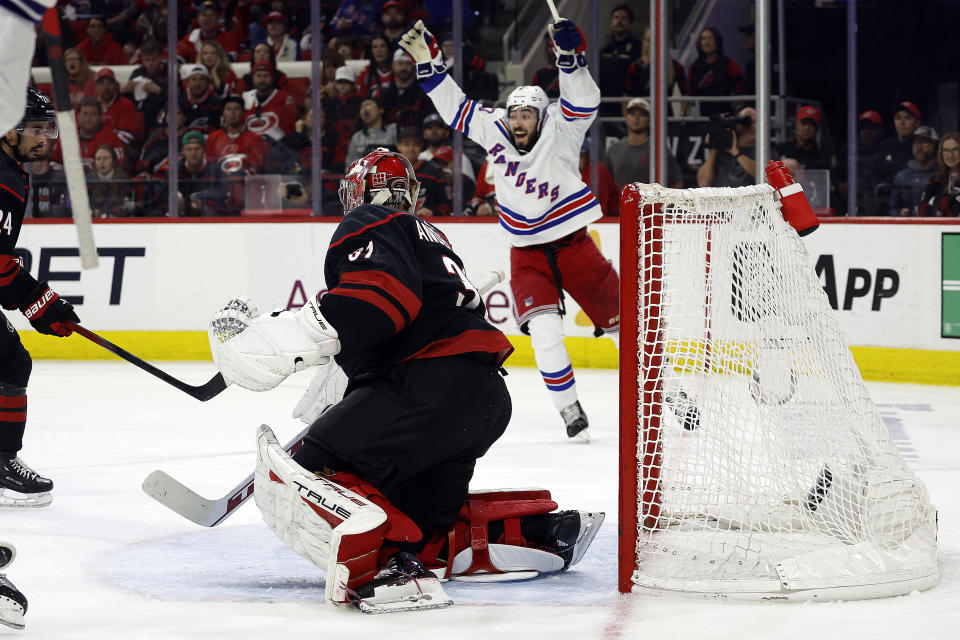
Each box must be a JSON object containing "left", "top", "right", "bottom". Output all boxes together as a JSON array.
[
  {"left": 39, "top": 8, "right": 98, "bottom": 270},
  {"left": 142, "top": 270, "right": 507, "bottom": 526},
  {"left": 142, "top": 425, "right": 309, "bottom": 527},
  {"left": 65, "top": 321, "right": 228, "bottom": 401},
  {"left": 545, "top": 0, "right": 561, "bottom": 22}
]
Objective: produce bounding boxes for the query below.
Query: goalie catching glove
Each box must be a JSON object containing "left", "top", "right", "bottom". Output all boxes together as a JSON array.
[
  {"left": 398, "top": 19, "right": 446, "bottom": 80},
  {"left": 209, "top": 296, "right": 340, "bottom": 392}
]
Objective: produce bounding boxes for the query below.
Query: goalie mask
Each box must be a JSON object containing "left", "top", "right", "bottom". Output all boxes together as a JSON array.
[
  {"left": 339, "top": 148, "right": 421, "bottom": 214},
  {"left": 505, "top": 85, "right": 549, "bottom": 152}
]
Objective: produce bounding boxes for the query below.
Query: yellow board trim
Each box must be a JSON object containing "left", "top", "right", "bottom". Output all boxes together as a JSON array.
[{"left": 19, "top": 332, "right": 960, "bottom": 386}]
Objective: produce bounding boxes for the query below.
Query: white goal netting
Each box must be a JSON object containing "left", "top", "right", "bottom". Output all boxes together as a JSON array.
[{"left": 627, "top": 183, "right": 938, "bottom": 601}]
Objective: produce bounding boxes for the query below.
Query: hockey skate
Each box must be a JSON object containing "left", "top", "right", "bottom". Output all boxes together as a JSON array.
[
  {"left": 352, "top": 551, "right": 453, "bottom": 614},
  {"left": 0, "top": 542, "right": 13, "bottom": 571},
  {"left": 542, "top": 510, "right": 605, "bottom": 569},
  {"left": 560, "top": 401, "right": 590, "bottom": 441},
  {"left": 0, "top": 574, "right": 26, "bottom": 630},
  {"left": 0, "top": 455, "right": 53, "bottom": 508}
]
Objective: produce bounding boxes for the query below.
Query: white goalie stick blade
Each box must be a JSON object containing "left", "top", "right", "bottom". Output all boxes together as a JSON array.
[{"left": 142, "top": 425, "right": 309, "bottom": 527}]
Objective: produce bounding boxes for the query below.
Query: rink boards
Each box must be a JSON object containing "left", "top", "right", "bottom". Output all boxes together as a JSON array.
[{"left": 11, "top": 217, "right": 960, "bottom": 385}]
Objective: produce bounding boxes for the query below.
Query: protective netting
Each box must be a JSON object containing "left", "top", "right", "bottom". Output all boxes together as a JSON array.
[{"left": 630, "top": 184, "right": 938, "bottom": 600}]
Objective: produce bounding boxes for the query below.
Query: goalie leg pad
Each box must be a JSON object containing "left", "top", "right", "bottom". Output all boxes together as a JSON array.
[{"left": 254, "top": 425, "right": 389, "bottom": 605}]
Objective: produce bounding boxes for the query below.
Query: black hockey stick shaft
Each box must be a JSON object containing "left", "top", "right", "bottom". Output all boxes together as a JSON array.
[{"left": 66, "top": 321, "right": 228, "bottom": 401}]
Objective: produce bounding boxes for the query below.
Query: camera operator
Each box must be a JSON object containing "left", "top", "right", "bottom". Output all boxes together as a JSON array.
[{"left": 697, "top": 107, "right": 756, "bottom": 187}]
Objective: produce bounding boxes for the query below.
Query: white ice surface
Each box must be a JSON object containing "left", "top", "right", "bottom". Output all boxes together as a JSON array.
[{"left": 0, "top": 362, "right": 958, "bottom": 639}]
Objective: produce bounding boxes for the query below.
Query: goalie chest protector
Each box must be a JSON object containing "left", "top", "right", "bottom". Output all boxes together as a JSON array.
[{"left": 319, "top": 204, "right": 513, "bottom": 377}]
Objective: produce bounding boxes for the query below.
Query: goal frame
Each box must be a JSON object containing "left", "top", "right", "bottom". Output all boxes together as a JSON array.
[{"left": 616, "top": 182, "right": 940, "bottom": 599}]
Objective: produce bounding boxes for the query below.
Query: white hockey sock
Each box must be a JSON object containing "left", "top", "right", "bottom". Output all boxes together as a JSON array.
[{"left": 528, "top": 313, "right": 578, "bottom": 411}]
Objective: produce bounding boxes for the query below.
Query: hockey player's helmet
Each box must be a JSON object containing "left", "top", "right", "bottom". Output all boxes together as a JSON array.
[
  {"left": 17, "top": 87, "right": 58, "bottom": 139},
  {"left": 506, "top": 85, "right": 550, "bottom": 129},
  {"left": 339, "top": 148, "right": 421, "bottom": 214}
]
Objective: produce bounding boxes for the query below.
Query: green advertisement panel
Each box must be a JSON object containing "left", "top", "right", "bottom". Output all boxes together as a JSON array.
[{"left": 943, "top": 233, "right": 960, "bottom": 338}]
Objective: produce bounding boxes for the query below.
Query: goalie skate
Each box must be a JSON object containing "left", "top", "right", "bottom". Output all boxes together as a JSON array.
[
  {"left": 0, "top": 575, "right": 26, "bottom": 630},
  {"left": 353, "top": 551, "right": 452, "bottom": 614},
  {"left": 543, "top": 510, "right": 605, "bottom": 569},
  {"left": 0, "top": 456, "right": 52, "bottom": 508}
]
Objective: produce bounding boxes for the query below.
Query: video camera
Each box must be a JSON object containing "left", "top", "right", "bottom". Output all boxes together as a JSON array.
[{"left": 707, "top": 112, "right": 753, "bottom": 151}]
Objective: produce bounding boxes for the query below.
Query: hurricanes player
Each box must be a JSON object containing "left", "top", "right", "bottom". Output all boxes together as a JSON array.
[
  {"left": 0, "top": 1, "right": 63, "bottom": 630},
  {"left": 207, "top": 149, "right": 604, "bottom": 612},
  {"left": 399, "top": 16, "right": 620, "bottom": 442}
]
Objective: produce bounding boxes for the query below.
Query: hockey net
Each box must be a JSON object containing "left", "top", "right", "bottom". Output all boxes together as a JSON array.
[{"left": 617, "top": 183, "right": 939, "bottom": 601}]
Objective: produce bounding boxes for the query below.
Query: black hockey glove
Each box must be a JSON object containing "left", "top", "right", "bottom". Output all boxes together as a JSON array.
[{"left": 20, "top": 282, "right": 80, "bottom": 337}]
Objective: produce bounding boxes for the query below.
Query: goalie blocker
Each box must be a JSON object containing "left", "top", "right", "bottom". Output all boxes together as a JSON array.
[{"left": 254, "top": 426, "right": 603, "bottom": 613}]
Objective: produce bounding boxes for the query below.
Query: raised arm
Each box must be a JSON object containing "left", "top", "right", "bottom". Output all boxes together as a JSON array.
[{"left": 398, "top": 20, "right": 506, "bottom": 150}]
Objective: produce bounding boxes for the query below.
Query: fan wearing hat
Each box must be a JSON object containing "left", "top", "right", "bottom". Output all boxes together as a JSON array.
[
  {"left": 380, "top": 0, "right": 408, "bottom": 42},
  {"left": 176, "top": 129, "right": 230, "bottom": 216},
  {"left": 180, "top": 64, "right": 222, "bottom": 135},
  {"left": 852, "top": 110, "right": 885, "bottom": 214},
  {"left": 263, "top": 11, "right": 299, "bottom": 62},
  {"left": 607, "top": 97, "right": 684, "bottom": 191},
  {"left": 395, "top": 125, "right": 452, "bottom": 216},
  {"left": 889, "top": 125, "right": 939, "bottom": 216},
  {"left": 376, "top": 49, "right": 431, "bottom": 125},
  {"left": 419, "top": 112, "right": 477, "bottom": 190},
  {"left": 94, "top": 68, "right": 144, "bottom": 146},
  {"left": 775, "top": 105, "right": 832, "bottom": 173},
  {"left": 241, "top": 61, "right": 297, "bottom": 141},
  {"left": 177, "top": 1, "right": 239, "bottom": 63},
  {"left": 324, "top": 66, "right": 363, "bottom": 124},
  {"left": 873, "top": 101, "right": 922, "bottom": 186}
]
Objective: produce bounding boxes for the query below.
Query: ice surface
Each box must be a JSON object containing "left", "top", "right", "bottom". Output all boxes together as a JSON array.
[{"left": 1, "top": 362, "right": 958, "bottom": 639}]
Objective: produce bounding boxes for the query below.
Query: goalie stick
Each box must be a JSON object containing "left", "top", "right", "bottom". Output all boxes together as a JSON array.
[
  {"left": 143, "top": 269, "right": 507, "bottom": 526},
  {"left": 142, "top": 425, "right": 309, "bottom": 527},
  {"left": 39, "top": 8, "right": 98, "bottom": 269},
  {"left": 66, "top": 321, "right": 227, "bottom": 401}
]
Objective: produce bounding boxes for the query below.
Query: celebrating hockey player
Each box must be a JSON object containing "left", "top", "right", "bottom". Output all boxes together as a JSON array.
[
  {"left": 399, "top": 16, "right": 620, "bottom": 441},
  {"left": 0, "top": 87, "right": 81, "bottom": 507},
  {"left": 0, "top": 542, "right": 27, "bottom": 630},
  {"left": 208, "top": 148, "right": 603, "bottom": 613}
]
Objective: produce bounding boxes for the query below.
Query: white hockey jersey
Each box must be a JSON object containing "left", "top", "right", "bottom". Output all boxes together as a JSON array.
[{"left": 422, "top": 64, "right": 602, "bottom": 247}]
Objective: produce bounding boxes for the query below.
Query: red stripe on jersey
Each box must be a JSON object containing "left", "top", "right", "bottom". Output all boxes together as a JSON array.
[
  {"left": 328, "top": 287, "right": 407, "bottom": 333},
  {"left": 0, "top": 411, "right": 27, "bottom": 422},
  {"left": 399, "top": 330, "right": 514, "bottom": 364},
  {"left": 339, "top": 270, "right": 422, "bottom": 320},
  {"left": 328, "top": 211, "right": 407, "bottom": 250},
  {"left": 0, "top": 255, "right": 22, "bottom": 287},
  {"left": 0, "top": 182, "right": 25, "bottom": 202},
  {"left": 0, "top": 396, "right": 27, "bottom": 409}
]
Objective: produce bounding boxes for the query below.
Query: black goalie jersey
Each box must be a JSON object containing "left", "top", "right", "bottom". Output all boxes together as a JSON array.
[{"left": 320, "top": 204, "right": 513, "bottom": 378}]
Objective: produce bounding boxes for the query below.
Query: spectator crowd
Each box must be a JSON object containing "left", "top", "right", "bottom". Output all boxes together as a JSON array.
[{"left": 23, "top": 1, "right": 960, "bottom": 218}]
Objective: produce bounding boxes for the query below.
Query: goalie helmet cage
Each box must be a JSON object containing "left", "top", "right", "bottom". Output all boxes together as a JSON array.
[{"left": 617, "top": 183, "right": 939, "bottom": 601}]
